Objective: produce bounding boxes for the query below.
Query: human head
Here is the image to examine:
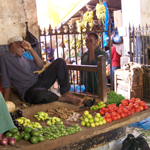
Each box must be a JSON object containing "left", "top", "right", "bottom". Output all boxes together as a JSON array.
[
  {"left": 8, "top": 36, "right": 24, "bottom": 57},
  {"left": 86, "top": 32, "right": 99, "bottom": 49}
]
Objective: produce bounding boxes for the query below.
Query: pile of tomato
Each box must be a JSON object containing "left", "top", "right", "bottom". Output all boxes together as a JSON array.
[{"left": 99, "top": 98, "right": 149, "bottom": 123}]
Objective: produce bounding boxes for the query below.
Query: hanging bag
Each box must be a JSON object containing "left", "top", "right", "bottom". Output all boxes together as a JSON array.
[
  {"left": 111, "top": 28, "right": 123, "bottom": 44},
  {"left": 121, "top": 133, "right": 150, "bottom": 150}
]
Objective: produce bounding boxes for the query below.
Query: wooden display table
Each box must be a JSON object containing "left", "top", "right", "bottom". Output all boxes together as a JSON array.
[{"left": 0, "top": 102, "right": 150, "bottom": 150}]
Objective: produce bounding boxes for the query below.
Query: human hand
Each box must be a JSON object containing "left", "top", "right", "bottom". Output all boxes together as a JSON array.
[
  {"left": 86, "top": 36, "right": 95, "bottom": 52},
  {"left": 21, "top": 40, "right": 32, "bottom": 51}
]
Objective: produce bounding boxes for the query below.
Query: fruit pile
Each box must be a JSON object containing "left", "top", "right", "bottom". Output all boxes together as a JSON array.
[
  {"left": 99, "top": 98, "right": 149, "bottom": 123},
  {"left": 34, "top": 111, "right": 63, "bottom": 126},
  {"left": 0, "top": 126, "right": 45, "bottom": 146},
  {"left": 16, "top": 117, "right": 42, "bottom": 128},
  {"left": 80, "top": 111, "right": 106, "bottom": 127},
  {"left": 39, "top": 124, "right": 82, "bottom": 140},
  {"left": 96, "top": 2, "right": 106, "bottom": 21},
  {"left": 90, "top": 101, "right": 106, "bottom": 110},
  {"left": 21, "top": 126, "right": 45, "bottom": 144}
]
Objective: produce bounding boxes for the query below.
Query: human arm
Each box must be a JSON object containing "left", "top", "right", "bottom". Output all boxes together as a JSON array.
[
  {"left": 21, "top": 40, "right": 43, "bottom": 68},
  {"left": 3, "top": 87, "right": 10, "bottom": 101}
]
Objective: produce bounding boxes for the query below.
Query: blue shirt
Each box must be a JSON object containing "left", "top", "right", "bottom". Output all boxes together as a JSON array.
[{"left": 44, "top": 47, "right": 55, "bottom": 62}]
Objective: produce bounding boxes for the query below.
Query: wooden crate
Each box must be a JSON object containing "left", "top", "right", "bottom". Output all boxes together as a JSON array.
[{"left": 114, "top": 69, "right": 143, "bottom": 100}]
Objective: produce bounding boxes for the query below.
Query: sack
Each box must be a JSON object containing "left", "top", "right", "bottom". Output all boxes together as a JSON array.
[
  {"left": 25, "top": 29, "right": 39, "bottom": 48},
  {"left": 121, "top": 133, "right": 150, "bottom": 150},
  {"left": 111, "top": 28, "right": 123, "bottom": 44},
  {"left": 25, "top": 22, "right": 39, "bottom": 48}
]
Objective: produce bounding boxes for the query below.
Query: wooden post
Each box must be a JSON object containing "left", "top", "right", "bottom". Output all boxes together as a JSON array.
[{"left": 97, "top": 55, "right": 107, "bottom": 103}]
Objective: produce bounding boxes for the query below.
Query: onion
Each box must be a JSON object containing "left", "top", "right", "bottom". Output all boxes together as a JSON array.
[
  {"left": 0, "top": 133, "right": 4, "bottom": 141},
  {"left": 1, "top": 137, "right": 8, "bottom": 146},
  {"left": 9, "top": 137, "right": 16, "bottom": 146}
]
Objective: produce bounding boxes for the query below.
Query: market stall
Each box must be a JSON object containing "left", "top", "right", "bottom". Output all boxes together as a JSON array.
[{"left": 0, "top": 100, "right": 150, "bottom": 150}]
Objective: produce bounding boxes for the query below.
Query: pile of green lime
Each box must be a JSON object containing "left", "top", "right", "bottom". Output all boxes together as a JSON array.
[
  {"left": 5, "top": 127, "right": 21, "bottom": 141},
  {"left": 22, "top": 125, "right": 45, "bottom": 144},
  {"left": 38, "top": 124, "right": 82, "bottom": 140},
  {"left": 80, "top": 110, "right": 106, "bottom": 128},
  {"left": 90, "top": 101, "right": 106, "bottom": 110}
]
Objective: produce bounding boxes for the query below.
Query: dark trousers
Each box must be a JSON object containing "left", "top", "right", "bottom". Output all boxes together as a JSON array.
[{"left": 24, "top": 58, "right": 70, "bottom": 104}]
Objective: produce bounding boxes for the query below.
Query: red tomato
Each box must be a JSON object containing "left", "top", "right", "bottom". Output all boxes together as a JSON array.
[
  {"left": 112, "top": 116, "right": 118, "bottom": 121},
  {"left": 136, "top": 107, "right": 141, "bottom": 113},
  {"left": 131, "top": 97, "right": 136, "bottom": 101},
  {"left": 133, "top": 103, "right": 139, "bottom": 109},
  {"left": 139, "top": 101, "right": 145, "bottom": 107},
  {"left": 118, "top": 104, "right": 124, "bottom": 109},
  {"left": 114, "top": 107, "right": 118, "bottom": 111},
  {"left": 140, "top": 106, "right": 144, "bottom": 111},
  {"left": 127, "top": 111, "right": 131, "bottom": 116},
  {"left": 135, "top": 98, "right": 141, "bottom": 104},
  {"left": 106, "top": 118, "right": 112, "bottom": 123},
  {"left": 128, "top": 102, "right": 134, "bottom": 108},
  {"left": 126, "top": 106, "right": 132, "bottom": 111},
  {"left": 105, "top": 113, "right": 111, "bottom": 118},
  {"left": 107, "top": 104, "right": 112, "bottom": 109},
  {"left": 108, "top": 108, "right": 114, "bottom": 113},
  {"left": 144, "top": 105, "right": 149, "bottom": 110},
  {"left": 111, "top": 104, "right": 116, "bottom": 108},
  {"left": 121, "top": 100, "right": 128, "bottom": 106},
  {"left": 131, "top": 109, "right": 135, "bottom": 114},
  {"left": 105, "top": 108, "right": 108, "bottom": 113},
  {"left": 125, "top": 99, "right": 130, "bottom": 103},
  {"left": 121, "top": 113, "right": 126, "bottom": 118},
  {"left": 111, "top": 111, "right": 117, "bottom": 117},
  {"left": 101, "top": 107, "right": 106, "bottom": 112},
  {"left": 123, "top": 108, "right": 128, "bottom": 114},
  {"left": 117, "top": 114, "right": 121, "bottom": 120},
  {"left": 99, "top": 110, "right": 105, "bottom": 115},
  {"left": 117, "top": 108, "right": 123, "bottom": 114}
]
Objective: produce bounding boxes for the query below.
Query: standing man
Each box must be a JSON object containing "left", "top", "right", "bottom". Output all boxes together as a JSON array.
[
  {"left": 0, "top": 36, "right": 82, "bottom": 105},
  {"left": 81, "top": 32, "right": 107, "bottom": 94},
  {"left": 45, "top": 43, "right": 55, "bottom": 62},
  {"left": 110, "top": 42, "right": 121, "bottom": 90}
]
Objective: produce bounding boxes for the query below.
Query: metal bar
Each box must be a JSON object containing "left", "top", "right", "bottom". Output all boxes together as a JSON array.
[
  {"left": 129, "top": 24, "right": 132, "bottom": 61},
  {"left": 109, "top": 13, "right": 113, "bottom": 91},
  {"left": 142, "top": 27, "right": 145, "bottom": 65},
  {"left": 146, "top": 24, "right": 148, "bottom": 65},
  {"left": 133, "top": 26, "right": 135, "bottom": 62},
  {"left": 139, "top": 25, "right": 141, "bottom": 64}
]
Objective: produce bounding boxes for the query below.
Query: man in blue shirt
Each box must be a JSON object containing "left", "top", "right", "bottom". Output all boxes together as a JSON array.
[{"left": 44, "top": 43, "right": 55, "bottom": 62}]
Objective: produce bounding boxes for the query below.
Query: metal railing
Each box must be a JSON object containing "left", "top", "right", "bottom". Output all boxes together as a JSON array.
[{"left": 129, "top": 24, "right": 150, "bottom": 99}]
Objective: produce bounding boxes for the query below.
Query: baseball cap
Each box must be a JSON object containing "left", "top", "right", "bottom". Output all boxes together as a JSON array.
[{"left": 7, "top": 36, "right": 23, "bottom": 45}]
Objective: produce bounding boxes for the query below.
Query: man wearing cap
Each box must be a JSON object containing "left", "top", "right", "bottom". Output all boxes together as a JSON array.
[{"left": 0, "top": 36, "right": 82, "bottom": 105}]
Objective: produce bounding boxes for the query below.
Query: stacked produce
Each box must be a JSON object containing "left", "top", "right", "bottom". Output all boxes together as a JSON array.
[
  {"left": 0, "top": 126, "right": 45, "bottom": 146},
  {"left": 39, "top": 124, "right": 82, "bottom": 140},
  {"left": 34, "top": 111, "right": 63, "bottom": 125},
  {"left": 99, "top": 98, "right": 149, "bottom": 123},
  {"left": 107, "top": 91, "right": 125, "bottom": 106},
  {"left": 76, "top": 11, "right": 93, "bottom": 33},
  {"left": 90, "top": 101, "right": 106, "bottom": 110},
  {"left": 96, "top": 2, "right": 106, "bottom": 21},
  {"left": 80, "top": 111, "right": 106, "bottom": 127}
]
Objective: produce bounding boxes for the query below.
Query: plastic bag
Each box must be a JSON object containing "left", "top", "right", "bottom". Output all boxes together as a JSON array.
[
  {"left": 111, "top": 28, "right": 123, "bottom": 44},
  {"left": 121, "top": 133, "right": 150, "bottom": 150},
  {"left": 129, "top": 117, "right": 150, "bottom": 130}
]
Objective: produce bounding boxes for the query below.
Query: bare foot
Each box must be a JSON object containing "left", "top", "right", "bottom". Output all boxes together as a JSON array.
[{"left": 58, "top": 96, "right": 82, "bottom": 106}]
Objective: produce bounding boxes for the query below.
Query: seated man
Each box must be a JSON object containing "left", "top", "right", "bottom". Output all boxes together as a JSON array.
[
  {"left": 81, "top": 32, "right": 107, "bottom": 94},
  {"left": 0, "top": 36, "right": 82, "bottom": 105}
]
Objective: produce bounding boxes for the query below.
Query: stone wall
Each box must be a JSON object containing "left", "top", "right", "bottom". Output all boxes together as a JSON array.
[{"left": 0, "top": 0, "right": 38, "bottom": 45}]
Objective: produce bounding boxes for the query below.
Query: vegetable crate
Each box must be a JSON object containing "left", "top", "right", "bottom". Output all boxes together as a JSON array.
[{"left": 114, "top": 69, "right": 143, "bottom": 100}]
